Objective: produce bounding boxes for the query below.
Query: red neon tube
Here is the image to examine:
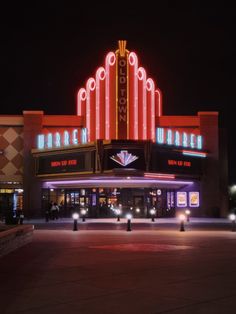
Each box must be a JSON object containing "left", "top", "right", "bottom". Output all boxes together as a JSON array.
[
  {"left": 138, "top": 67, "right": 147, "bottom": 140},
  {"left": 105, "top": 52, "right": 116, "bottom": 140}
]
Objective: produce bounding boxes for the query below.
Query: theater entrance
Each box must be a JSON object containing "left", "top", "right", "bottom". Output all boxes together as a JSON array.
[{"left": 42, "top": 187, "right": 175, "bottom": 218}]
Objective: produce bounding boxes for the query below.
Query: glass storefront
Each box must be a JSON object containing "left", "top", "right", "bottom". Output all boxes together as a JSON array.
[{"left": 41, "top": 187, "right": 177, "bottom": 218}]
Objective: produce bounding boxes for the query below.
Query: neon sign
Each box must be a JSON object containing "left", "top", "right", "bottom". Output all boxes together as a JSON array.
[
  {"left": 37, "top": 128, "right": 88, "bottom": 149},
  {"left": 51, "top": 159, "right": 77, "bottom": 167},
  {"left": 76, "top": 41, "right": 162, "bottom": 141},
  {"left": 110, "top": 150, "right": 139, "bottom": 167},
  {"left": 168, "top": 159, "right": 191, "bottom": 167},
  {"left": 156, "top": 128, "right": 203, "bottom": 150}
]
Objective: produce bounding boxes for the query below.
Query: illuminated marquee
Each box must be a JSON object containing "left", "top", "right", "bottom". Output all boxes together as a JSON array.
[
  {"left": 51, "top": 159, "right": 77, "bottom": 167},
  {"left": 76, "top": 40, "right": 162, "bottom": 142},
  {"left": 37, "top": 128, "right": 88, "bottom": 149},
  {"left": 168, "top": 159, "right": 191, "bottom": 167},
  {"left": 156, "top": 128, "right": 203, "bottom": 150}
]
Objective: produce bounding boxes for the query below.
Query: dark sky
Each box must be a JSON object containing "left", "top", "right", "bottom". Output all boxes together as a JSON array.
[{"left": 0, "top": 2, "right": 235, "bottom": 181}]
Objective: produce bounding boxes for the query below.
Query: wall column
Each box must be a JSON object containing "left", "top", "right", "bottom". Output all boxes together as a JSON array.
[
  {"left": 23, "top": 111, "right": 43, "bottom": 217},
  {"left": 198, "top": 112, "right": 221, "bottom": 217}
]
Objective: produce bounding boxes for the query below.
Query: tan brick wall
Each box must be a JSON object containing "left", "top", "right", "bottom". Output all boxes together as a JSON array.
[{"left": 0, "top": 126, "right": 24, "bottom": 182}]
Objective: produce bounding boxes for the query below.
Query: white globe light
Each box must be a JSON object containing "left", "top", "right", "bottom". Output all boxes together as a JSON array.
[
  {"left": 116, "top": 209, "right": 121, "bottom": 215},
  {"left": 81, "top": 209, "right": 86, "bottom": 215},
  {"left": 72, "top": 213, "right": 79, "bottom": 220},
  {"left": 229, "top": 213, "right": 236, "bottom": 221},
  {"left": 150, "top": 209, "right": 156, "bottom": 215},
  {"left": 126, "top": 214, "right": 132, "bottom": 220},
  {"left": 179, "top": 214, "right": 186, "bottom": 222}
]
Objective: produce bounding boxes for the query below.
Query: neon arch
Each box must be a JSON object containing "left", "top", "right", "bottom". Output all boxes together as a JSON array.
[{"left": 95, "top": 67, "right": 106, "bottom": 139}]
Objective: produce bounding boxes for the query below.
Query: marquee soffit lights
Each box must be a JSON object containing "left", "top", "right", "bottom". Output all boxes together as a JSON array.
[{"left": 45, "top": 179, "right": 194, "bottom": 186}]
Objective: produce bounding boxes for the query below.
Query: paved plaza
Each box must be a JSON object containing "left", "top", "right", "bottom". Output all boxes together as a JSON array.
[{"left": 1, "top": 219, "right": 236, "bottom": 313}]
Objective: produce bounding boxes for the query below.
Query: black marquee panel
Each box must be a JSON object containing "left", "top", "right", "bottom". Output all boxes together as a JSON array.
[
  {"left": 34, "top": 141, "right": 203, "bottom": 176},
  {"left": 36, "top": 151, "right": 94, "bottom": 175},
  {"left": 150, "top": 149, "right": 203, "bottom": 175}
]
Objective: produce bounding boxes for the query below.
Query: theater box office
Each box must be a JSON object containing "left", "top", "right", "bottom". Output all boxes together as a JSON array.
[{"left": 0, "top": 41, "right": 228, "bottom": 219}]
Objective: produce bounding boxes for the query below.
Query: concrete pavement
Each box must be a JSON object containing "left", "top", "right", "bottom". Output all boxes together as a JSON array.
[{"left": 1, "top": 220, "right": 236, "bottom": 313}]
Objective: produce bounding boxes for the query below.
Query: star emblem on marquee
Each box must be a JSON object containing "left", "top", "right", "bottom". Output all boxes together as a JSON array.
[{"left": 110, "top": 150, "right": 139, "bottom": 167}]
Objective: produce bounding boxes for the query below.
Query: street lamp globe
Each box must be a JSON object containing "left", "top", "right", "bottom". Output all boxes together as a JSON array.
[
  {"left": 229, "top": 213, "right": 236, "bottom": 221},
  {"left": 72, "top": 213, "right": 79, "bottom": 220},
  {"left": 126, "top": 213, "right": 132, "bottom": 220},
  {"left": 81, "top": 209, "right": 86, "bottom": 216},
  {"left": 116, "top": 209, "right": 121, "bottom": 216}
]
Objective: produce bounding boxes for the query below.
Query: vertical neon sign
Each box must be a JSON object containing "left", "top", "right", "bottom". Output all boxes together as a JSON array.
[{"left": 116, "top": 40, "right": 128, "bottom": 139}]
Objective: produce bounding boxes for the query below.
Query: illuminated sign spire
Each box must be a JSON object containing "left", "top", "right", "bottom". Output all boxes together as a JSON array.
[{"left": 118, "top": 40, "right": 127, "bottom": 57}]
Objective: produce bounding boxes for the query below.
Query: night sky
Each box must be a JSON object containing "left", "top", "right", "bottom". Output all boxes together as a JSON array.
[{"left": 0, "top": 3, "right": 235, "bottom": 181}]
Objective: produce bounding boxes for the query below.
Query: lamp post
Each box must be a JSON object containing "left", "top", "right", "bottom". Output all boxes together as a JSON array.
[
  {"left": 229, "top": 213, "right": 236, "bottom": 232},
  {"left": 185, "top": 209, "right": 191, "bottom": 222},
  {"left": 72, "top": 213, "right": 79, "bottom": 231},
  {"left": 81, "top": 209, "right": 86, "bottom": 222},
  {"left": 179, "top": 214, "right": 186, "bottom": 232},
  {"left": 150, "top": 208, "right": 156, "bottom": 222},
  {"left": 45, "top": 210, "right": 49, "bottom": 222},
  {"left": 19, "top": 213, "right": 24, "bottom": 225},
  {"left": 126, "top": 214, "right": 132, "bottom": 232},
  {"left": 116, "top": 208, "right": 121, "bottom": 221}
]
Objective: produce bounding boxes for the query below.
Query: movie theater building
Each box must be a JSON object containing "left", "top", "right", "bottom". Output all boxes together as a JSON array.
[{"left": 0, "top": 41, "right": 228, "bottom": 219}]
